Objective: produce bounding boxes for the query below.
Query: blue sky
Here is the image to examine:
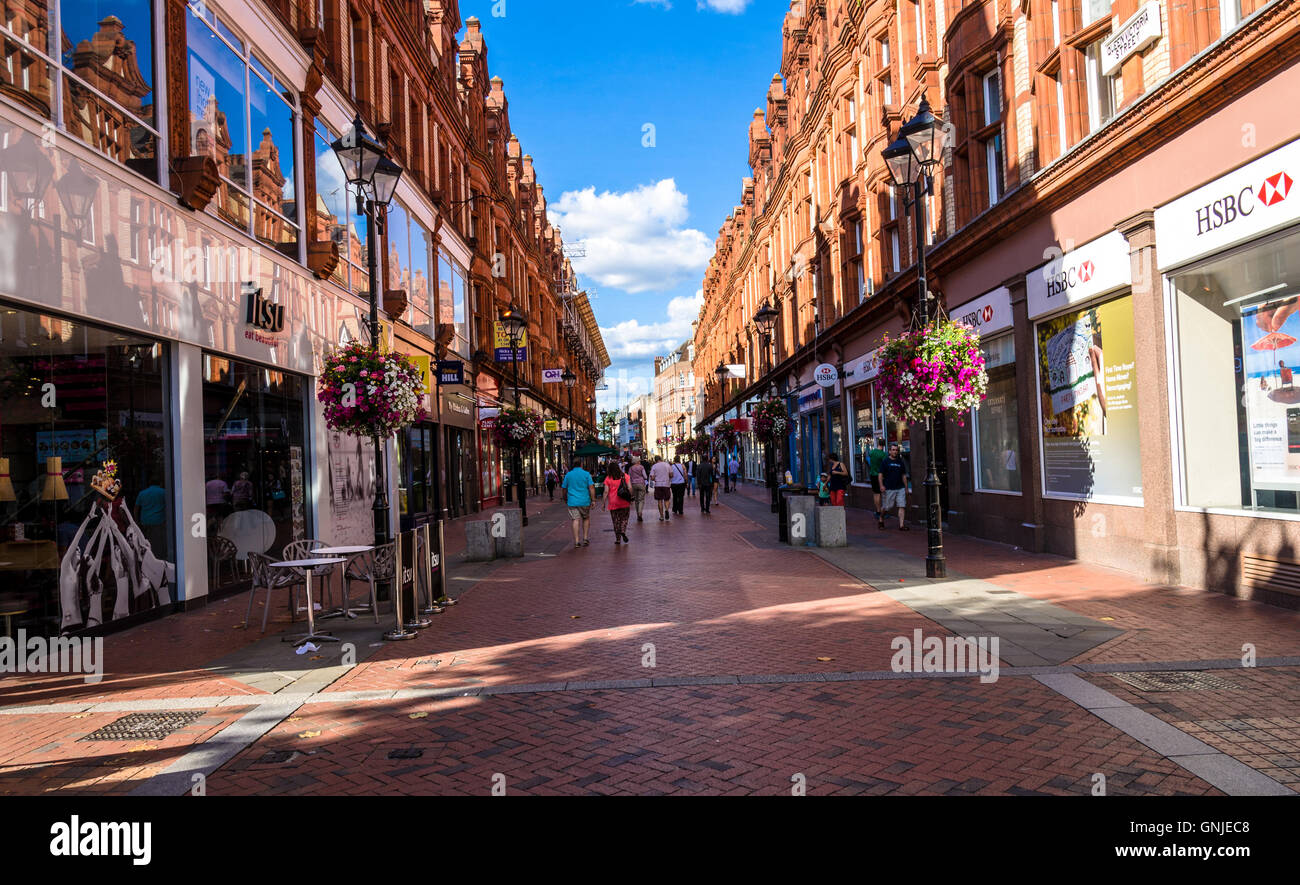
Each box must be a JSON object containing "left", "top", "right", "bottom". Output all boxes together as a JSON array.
[{"left": 461, "top": 0, "right": 791, "bottom": 415}]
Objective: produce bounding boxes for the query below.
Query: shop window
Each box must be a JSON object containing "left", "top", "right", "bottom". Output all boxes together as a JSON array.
[
  {"left": 849, "top": 382, "right": 911, "bottom": 483},
  {"left": 313, "top": 117, "right": 367, "bottom": 296},
  {"left": 1036, "top": 295, "right": 1142, "bottom": 501},
  {"left": 1170, "top": 227, "right": 1300, "bottom": 515},
  {"left": 1084, "top": 39, "right": 1117, "bottom": 133},
  {"left": 201, "top": 354, "right": 309, "bottom": 593},
  {"left": 0, "top": 0, "right": 159, "bottom": 181},
  {"left": 973, "top": 335, "right": 1021, "bottom": 493},
  {"left": 0, "top": 303, "right": 174, "bottom": 637},
  {"left": 187, "top": 1, "right": 299, "bottom": 252},
  {"left": 980, "top": 69, "right": 1005, "bottom": 206},
  {"left": 398, "top": 424, "right": 435, "bottom": 522}
]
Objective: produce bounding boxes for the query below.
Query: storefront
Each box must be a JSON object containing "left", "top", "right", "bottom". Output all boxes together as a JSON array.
[
  {"left": 0, "top": 303, "right": 175, "bottom": 636},
  {"left": 440, "top": 389, "right": 478, "bottom": 518},
  {"left": 844, "top": 348, "right": 911, "bottom": 493}
]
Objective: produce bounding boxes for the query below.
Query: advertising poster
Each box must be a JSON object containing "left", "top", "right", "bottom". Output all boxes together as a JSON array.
[
  {"left": 328, "top": 431, "right": 376, "bottom": 545},
  {"left": 1241, "top": 298, "right": 1300, "bottom": 489},
  {"left": 1036, "top": 295, "right": 1143, "bottom": 501}
]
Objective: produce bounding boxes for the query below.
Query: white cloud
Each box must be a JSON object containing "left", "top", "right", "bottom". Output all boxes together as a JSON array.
[
  {"left": 549, "top": 180, "right": 713, "bottom": 294},
  {"left": 698, "top": 0, "right": 751, "bottom": 11},
  {"left": 599, "top": 290, "right": 703, "bottom": 362}
]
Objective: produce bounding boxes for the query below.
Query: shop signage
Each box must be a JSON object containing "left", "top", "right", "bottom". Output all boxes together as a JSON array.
[
  {"left": 1155, "top": 137, "right": 1300, "bottom": 270},
  {"left": 555, "top": 430, "right": 575, "bottom": 441},
  {"left": 544, "top": 420, "right": 559, "bottom": 432},
  {"left": 1101, "top": 2, "right": 1161, "bottom": 76},
  {"left": 436, "top": 360, "right": 464, "bottom": 386},
  {"left": 843, "top": 348, "right": 881, "bottom": 384},
  {"left": 244, "top": 285, "right": 285, "bottom": 333},
  {"left": 951, "top": 286, "right": 1013, "bottom": 337},
  {"left": 493, "top": 321, "right": 528, "bottom": 362},
  {"left": 731, "top": 418, "right": 751, "bottom": 432},
  {"left": 542, "top": 368, "right": 563, "bottom": 383},
  {"left": 813, "top": 363, "right": 838, "bottom": 387},
  {"left": 798, "top": 388, "right": 823, "bottom": 412},
  {"left": 410, "top": 355, "right": 433, "bottom": 394},
  {"left": 1026, "top": 231, "right": 1132, "bottom": 320},
  {"left": 479, "top": 407, "right": 500, "bottom": 420}
]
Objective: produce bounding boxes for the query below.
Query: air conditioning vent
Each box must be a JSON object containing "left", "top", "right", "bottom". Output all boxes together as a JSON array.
[{"left": 1241, "top": 554, "right": 1300, "bottom": 597}]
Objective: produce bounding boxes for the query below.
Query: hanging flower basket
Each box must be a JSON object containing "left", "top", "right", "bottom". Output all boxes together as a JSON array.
[
  {"left": 751, "top": 398, "right": 789, "bottom": 445},
  {"left": 876, "top": 319, "right": 989, "bottom": 426},
  {"left": 318, "top": 341, "right": 426, "bottom": 438},
  {"left": 494, "top": 407, "right": 545, "bottom": 449},
  {"left": 676, "top": 437, "right": 699, "bottom": 458},
  {"left": 711, "top": 422, "right": 739, "bottom": 452}
]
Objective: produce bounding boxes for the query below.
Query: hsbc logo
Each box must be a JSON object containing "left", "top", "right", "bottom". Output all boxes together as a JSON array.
[
  {"left": 1078, "top": 261, "right": 1095, "bottom": 283},
  {"left": 1259, "top": 171, "right": 1293, "bottom": 207},
  {"left": 1195, "top": 171, "right": 1291, "bottom": 236},
  {"left": 960, "top": 303, "right": 997, "bottom": 329},
  {"left": 1044, "top": 259, "right": 1099, "bottom": 299}
]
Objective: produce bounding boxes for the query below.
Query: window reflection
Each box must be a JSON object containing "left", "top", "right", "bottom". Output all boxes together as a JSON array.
[{"left": 313, "top": 118, "right": 366, "bottom": 297}]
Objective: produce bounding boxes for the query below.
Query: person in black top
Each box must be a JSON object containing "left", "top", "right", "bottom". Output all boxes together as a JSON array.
[
  {"left": 696, "top": 458, "right": 716, "bottom": 513},
  {"left": 827, "top": 452, "right": 850, "bottom": 506},
  {"left": 879, "top": 443, "right": 912, "bottom": 530}
]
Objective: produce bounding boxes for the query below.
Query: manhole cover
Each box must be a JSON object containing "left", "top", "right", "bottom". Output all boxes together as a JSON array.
[
  {"left": 80, "top": 711, "right": 206, "bottom": 742},
  {"left": 388, "top": 748, "right": 424, "bottom": 760},
  {"left": 1109, "top": 671, "right": 1240, "bottom": 692},
  {"left": 257, "top": 750, "right": 297, "bottom": 765}
]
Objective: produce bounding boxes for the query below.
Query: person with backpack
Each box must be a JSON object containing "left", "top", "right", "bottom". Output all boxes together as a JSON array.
[
  {"left": 696, "top": 457, "right": 717, "bottom": 514},
  {"left": 602, "top": 461, "right": 633, "bottom": 545},
  {"left": 544, "top": 464, "right": 558, "bottom": 501},
  {"left": 670, "top": 457, "right": 688, "bottom": 516}
]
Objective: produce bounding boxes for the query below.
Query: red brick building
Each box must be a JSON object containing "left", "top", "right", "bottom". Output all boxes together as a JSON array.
[{"left": 696, "top": 0, "right": 1300, "bottom": 607}]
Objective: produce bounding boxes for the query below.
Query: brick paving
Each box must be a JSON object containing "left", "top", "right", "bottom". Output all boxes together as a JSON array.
[{"left": 1, "top": 484, "right": 1297, "bottom": 795}]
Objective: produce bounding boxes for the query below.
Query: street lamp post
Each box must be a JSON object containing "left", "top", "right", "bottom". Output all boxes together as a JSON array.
[
  {"left": 753, "top": 301, "right": 779, "bottom": 511},
  {"left": 714, "top": 362, "right": 729, "bottom": 486},
  {"left": 562, "top": 367, "right": 577, "bottom": 466},
  {"left": 882, "top": 92, "right": 948, "bottom": 579},
  {"left": 331, "top": 115, "right": 405, "bottom": 568},
  {"left": 501, "top": 302, "right": 529, "bottom": 527}
]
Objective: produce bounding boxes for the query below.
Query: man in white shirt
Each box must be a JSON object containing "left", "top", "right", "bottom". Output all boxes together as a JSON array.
[
  {"left": 669, "top": 457, "right": 688, "bottom": 516},
  {"left": 649, "top": 456, "right": 672, "bottom": 521}
]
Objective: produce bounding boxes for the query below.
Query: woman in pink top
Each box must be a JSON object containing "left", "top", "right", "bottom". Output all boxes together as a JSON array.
[{"left": 602, "top": 462, "right": 632, "bottom": 545}]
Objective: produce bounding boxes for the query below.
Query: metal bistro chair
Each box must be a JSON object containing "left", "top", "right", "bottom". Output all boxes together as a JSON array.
[
  {"left": 342, "top": 542, "right": 397, "bottom": 624},
  {"left": 245, "top": 551, "right": 306, "bottom": 633},
  {"left": 282, "top": 539, "right": 338, "bottom": 611},
  {"left": 208, "top": 535, "right": 239, "bottom": 587}
]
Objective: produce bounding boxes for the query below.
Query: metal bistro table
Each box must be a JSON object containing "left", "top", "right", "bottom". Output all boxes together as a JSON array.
[
  {"left": 312, "top": 545, "right": 374, "bottom": 620},
  {"left": 271, "top": 558, "right": 347, "bottom": 646}
]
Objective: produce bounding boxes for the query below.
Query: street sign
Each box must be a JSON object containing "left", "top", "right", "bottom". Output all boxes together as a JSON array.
[
  {"left": 544, "top": 420, "right": 559, "bottom": 432},
  {"left": 493, "top": 322, "right": 528, "bottom": 362},
  {"left": 555, "top": 430, "right": 575, "bottom": 441},
  {"left": 436, "top": 360, "right": 464, "bottom": 386},
  {"left": 542, "top": 368, "right": 563, "bottom": 383}
]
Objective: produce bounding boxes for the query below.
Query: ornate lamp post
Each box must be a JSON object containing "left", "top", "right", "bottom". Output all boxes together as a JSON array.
[
  {"left": 752, "top": 301, "right": 780, "bottom": 511},
  {"left": 881, "top": 92, "right": 948, "bottom": 579},
  {"left": 562, "top": 367, "right": 577, "bottom": 464},
  {"left": 500, "top": 301, "right": 529, "bottom": 527},
  {"left": 331, "top": 115, "right": 404, "bottom": 554}
]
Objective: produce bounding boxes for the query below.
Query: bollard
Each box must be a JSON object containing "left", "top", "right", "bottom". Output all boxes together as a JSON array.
[
  {"left": 815, "top": 506, "right": 847, "bottom": 547},
  {"left": 786, "top": 494, "right": 817, "bottom": 548},
  {"left": 404, "top": 528, "right": 432, "bottom": 631},
  {"left": 493, "top": 508, "right": 524, "bottom": 559},
  {"left": 384, "top": 533, "right": 416, "bottom": 641},
  {"left": 417, "top": 524, "right": 442, "bottom": 616},
  {"left": 465, "top": 520, "right": 494, "bottom": 561}
]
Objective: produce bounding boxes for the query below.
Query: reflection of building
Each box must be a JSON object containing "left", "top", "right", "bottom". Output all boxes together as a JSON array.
[
  {"left": 63, "top": 16, "right": 153, "bottom": 171},
  {"left": 696, "top": 0, "right": 1300, "bottom": 609}
]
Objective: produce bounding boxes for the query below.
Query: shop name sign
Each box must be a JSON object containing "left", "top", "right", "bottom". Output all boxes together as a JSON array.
[
  {"left": 951, "top": 286, "right": 1013, "bottom": 337},
  {"left": 813, "top": 363, "right": 838, "bottom": 387},
  {"left": 1155, "top": 137, "right": 1300, "bottom": 270},
  {"left": 244, "top": 285, "right": 284, "bottom": 334},
  {"left": 1026, "top": 231, "right": 1131, "bottom": 320},
  {"left": 844, "top": 348, "right": 880, "bottom": 383},
  {"left": 1101, "top": 3, "right": 1161, "bottom": 77}
]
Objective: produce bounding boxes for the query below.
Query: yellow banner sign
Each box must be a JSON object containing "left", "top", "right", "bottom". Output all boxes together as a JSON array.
[
  {"left": 493, "top": 321, "right": 528, "bottom": 349},
  {"left": 544, "top": 420, "right": 559, "bottom": 432}
]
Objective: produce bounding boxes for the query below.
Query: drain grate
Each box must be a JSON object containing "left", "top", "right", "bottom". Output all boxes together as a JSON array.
[
  {"left": 1109, "top": 671, "right": 1240, "bottom": 692},
  {"left": 257, "top": 750, "right": 297, "bottom": 765},
  {"left": 80, "top": 711, "right": 206, "bottom": 742},
  {"left": 387, "top": 748, "right": 424, "bottom": 760}
]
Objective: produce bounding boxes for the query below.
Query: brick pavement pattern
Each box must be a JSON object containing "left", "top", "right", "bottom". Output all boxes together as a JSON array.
[{"left": 1, "top": 487, "right": 1296, "bottom": 795}]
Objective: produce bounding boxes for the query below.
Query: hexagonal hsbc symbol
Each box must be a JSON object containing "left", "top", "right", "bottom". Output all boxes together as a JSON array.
[
  {"left": 1259, "top": 172, "right": 1293, "bottom": 207},
  {"left": 1078, "top": 260, "right": 1095, "bottom": 284}
]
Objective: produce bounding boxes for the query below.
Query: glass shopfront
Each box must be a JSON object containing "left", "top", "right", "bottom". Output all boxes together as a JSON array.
[
  {"left": 973, "top": 335, "right": 1021, "bottom": 493},
  {"left": 398, "top": 423, "right": 437, "bottom": 528},
  {"left": 0, "top": 302, "right": 174, "bottom": 637},
  {"left": 1169, "top": 226, "right": 1300, "bottom": 515},
  {"left": 201, "top": 353, "right": 308, "bottom": 593},
  {"left": 848, "top": 382, "right": 911, "bottom": 484}
]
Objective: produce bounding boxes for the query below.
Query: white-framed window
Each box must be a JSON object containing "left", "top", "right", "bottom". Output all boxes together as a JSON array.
[
  {"left": 972, "top": 335, "right": 1021, "bottom": 494},
  {"left": 982, "top": 69, "right": 1004, "bottom": 206},
  {"left": 1220, "top": 0, "right": 1242, "bottom": 33},
  {"left": 1056, "top": 73, "right": 1068, "bottom": 156},
  {"left": 1085, "top": 39, "right": 1117, "bottom": 133},
  {"left": 890, "top": 229, "right": 901, "bottom": 272},
  {"left": 915, "top": 0, "right": 927, "bottom": 54},
  {"left": 1081, "top": 0, "right": 1113, "bottom": 27},
  {"left": 1051, "top": 0, "right": 1061, "bottom": 45}
]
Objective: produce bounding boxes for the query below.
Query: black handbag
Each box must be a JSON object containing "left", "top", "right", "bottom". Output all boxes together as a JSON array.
[{"left": 617, "top": 477, "right": 633, "bottom": 502}]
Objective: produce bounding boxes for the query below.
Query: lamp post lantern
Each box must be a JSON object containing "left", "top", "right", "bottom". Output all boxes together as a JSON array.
[
  {"left": 331, "top": 115, "right": 405, "bottom": 576},
  {"left": 501, "top": 302, "right": 529, "bottom": 527},
  {"left": 881, "top": 92, "right": 948, "bottom": 579}
]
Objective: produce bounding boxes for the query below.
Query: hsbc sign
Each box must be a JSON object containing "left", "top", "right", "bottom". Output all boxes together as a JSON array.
[
  {"left": 1156, "top": 138, "right": 1300, "bottom": 270},
  {"left": 1026, "top": 231, "right": 1132, "bottom": 320},
  {"left": 951, "top": 286, "right": 1012, "bottom": 337}
]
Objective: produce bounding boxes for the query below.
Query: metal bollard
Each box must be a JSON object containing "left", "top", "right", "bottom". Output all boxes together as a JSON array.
[
  {"left": 404, "top": 528, "right": 432, "bottom": 630},
  {"left": 384, "top": 533, "right": 416, "bottom": 641}
]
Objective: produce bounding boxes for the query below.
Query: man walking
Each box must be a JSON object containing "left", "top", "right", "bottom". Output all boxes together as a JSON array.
[
  {"left": 545, "top": 463, "right": 558, "bottom": 501},
  {"left": 561, "top": 458, "right": 596, "bottom": 548},
  {"left": 879, "top": 443, "right": 911, "bottom": 531},
  {"left": 696, "top": 457, "right": 716, "bottom": 514},
  {"left": 727, "top": 453, "right": 740, "bottom": 492},
  {"left": 650, "top": 455, "right": 672, "bottom": 521},
  {"left": 670, "top": 457, "right": 688, "bottom": 516},
  {"left": 868, "top": 437, "right": 888, "bottom": 529}
]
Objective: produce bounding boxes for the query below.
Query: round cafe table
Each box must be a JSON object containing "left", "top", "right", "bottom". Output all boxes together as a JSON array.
[
  {"left": 272, "top": 558, "right": 346, "bottom": 647},
  {"left": 312, "top": 545, "right": 375, "bottom": 620}
]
